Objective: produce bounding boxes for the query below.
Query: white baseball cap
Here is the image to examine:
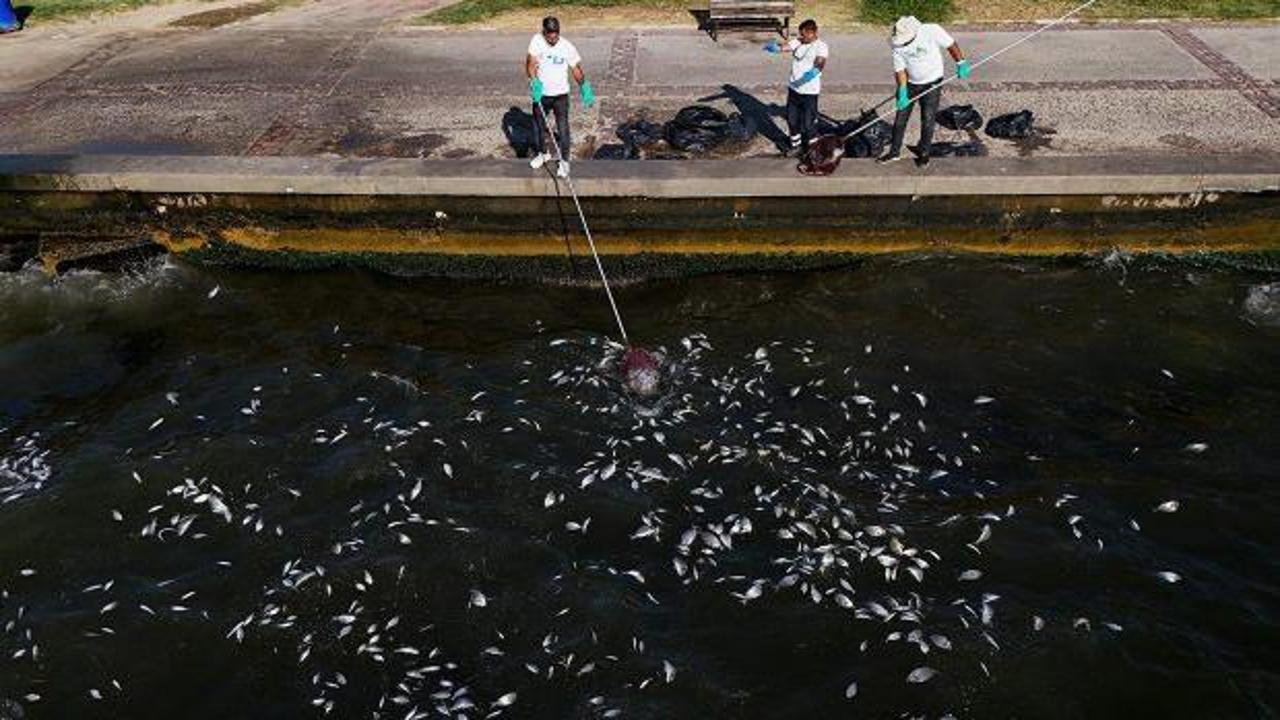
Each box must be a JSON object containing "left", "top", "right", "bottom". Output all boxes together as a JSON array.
[{"left": 891, "top": 15, "right": 921, "bottom": 46}]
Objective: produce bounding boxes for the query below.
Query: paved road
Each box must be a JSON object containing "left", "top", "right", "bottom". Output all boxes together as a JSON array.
[{"left": 0, "top": 1, "right": 1276, "bottom": 162}]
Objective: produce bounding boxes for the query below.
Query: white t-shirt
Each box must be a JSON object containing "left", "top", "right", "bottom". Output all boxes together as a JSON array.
[
  {"left": 787, "top": 38, "right": 829, "bottom": 95},
  {"left": 891, "top": 24, "right": 955, "bottom": 84},
  {"left": 528, "top": 34, "right": 582, "bottom": 97}
]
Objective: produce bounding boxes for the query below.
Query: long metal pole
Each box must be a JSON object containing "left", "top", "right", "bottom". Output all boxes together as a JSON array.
[{"left": 534, "top": 101, "right": 631, "bottom": 345}]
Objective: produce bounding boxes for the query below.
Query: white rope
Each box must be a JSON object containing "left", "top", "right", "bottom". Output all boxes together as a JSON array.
[
  {"left": 842, "top": 0, "right": 1102, "bottom": 142},
  {"left": 535, "top": 101, "right": 631, "bottom": 345}
]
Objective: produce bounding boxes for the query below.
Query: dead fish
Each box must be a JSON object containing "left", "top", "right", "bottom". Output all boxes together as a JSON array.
[
  {"left": 620, "top": 347, "right": 662, "bottom": 397},
  {"left": 1154, "top": 500, "right": 1179, "bottom": 513},
  {"left": 906, "top": 666, "right": 937, "bottom": 683}
]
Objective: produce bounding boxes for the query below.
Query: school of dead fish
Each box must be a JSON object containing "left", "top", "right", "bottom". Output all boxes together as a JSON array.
[{"left": 0, "top": 322, "right": 1210, "bottom": 718}]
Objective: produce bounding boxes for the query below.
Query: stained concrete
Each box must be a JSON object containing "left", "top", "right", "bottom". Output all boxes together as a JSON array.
[
  {"left": 0, "top": 153, "right": 1274, "bottom": 196},
  {"left": 1, "top": 4, "right": 1276, "bottom": 163},
  {"left": 1191, "top": 26, "right": 1280, "bottom": 80},
  {"left": 635, "top": 30, "right": 1220, "bottom": 87},
  {"left": 340, "top": 33, "right": 617, "bottom": 97}
]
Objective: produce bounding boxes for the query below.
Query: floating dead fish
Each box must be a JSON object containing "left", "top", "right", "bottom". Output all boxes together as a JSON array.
[{"left": 907, "top": 667, "right": 938, "bottom": 683}]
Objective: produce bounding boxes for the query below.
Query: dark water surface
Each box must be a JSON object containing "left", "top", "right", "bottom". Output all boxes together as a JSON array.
[{"left": 1, "top": 258, "right": 1278, "bottom": 719}]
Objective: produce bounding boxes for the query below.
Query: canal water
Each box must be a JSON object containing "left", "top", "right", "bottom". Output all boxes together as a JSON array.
[{"left": 1, "top": 257, "right": 1277, "bottom": 719}]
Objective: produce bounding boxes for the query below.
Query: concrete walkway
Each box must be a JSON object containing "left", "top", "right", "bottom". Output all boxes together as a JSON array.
[{"left": 0, "top": 1, "right": 1277, "bottom": 163}]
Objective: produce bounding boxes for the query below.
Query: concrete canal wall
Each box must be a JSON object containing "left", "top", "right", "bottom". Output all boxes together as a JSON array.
[{"left": 1, "top": 154, "right": 1277, "bottom": 277}]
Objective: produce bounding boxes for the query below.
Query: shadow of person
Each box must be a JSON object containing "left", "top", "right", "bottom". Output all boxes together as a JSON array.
[
  {"left": 698, "top": 84, "right": 788, "bottom": 152},
  {"left": 501, "top": 106, "right": 536, "bottom": 159}
]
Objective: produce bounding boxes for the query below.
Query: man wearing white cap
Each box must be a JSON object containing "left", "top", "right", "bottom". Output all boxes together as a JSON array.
[{"left": 879, "top": 15, "right": 970, "bottom": 167}]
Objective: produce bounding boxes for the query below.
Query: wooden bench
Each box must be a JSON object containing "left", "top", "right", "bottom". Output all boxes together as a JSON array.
[{"left": 707, "top": 0, "right": 794, "bottom": 41}]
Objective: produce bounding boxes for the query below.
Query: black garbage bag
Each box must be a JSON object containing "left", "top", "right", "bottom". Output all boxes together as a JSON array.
[
  {"left": 594, "top": 143, "right": 639, "bottom": 160},
  {"left": 724, "top": 112, "right": 757, "bottom": 142},
  {"left": 985, "top": 110, "right": 1035, "bottom": 139},
  {"left": 798, "top": 135, "right": 845, "bottom": 176},
  {"left": 615, "top": 119, "right": 664, "bottom": 148},
  {"left": 927, "top": 141, "right": 987, "bottom": 157},
  {"left": 664, "top": 105, "right": 731, "bottom": 153},
  {"left": 842, "top": 110, "right": 893, "bottom": 158},
  {"left": 936, "top": 104, "right": 984, "bottom": 132}
]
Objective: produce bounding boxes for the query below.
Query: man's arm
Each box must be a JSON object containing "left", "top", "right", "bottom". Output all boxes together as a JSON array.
[
  {"left": 815, "top": 56, "right": 826, "bottom": 72},
  {"left": 947, "top": 43, "right": 964, "bottom": 62},
  {"left": 572, "top": 63, "right": 595, "bottom": 107},
  {"left": 526, "top": 53, "right": 538, "bottom": 80}
]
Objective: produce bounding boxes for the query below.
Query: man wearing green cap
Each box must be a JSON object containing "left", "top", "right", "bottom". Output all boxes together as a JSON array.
[
  {"left": 526, "top": 16, "right": 596, "bottom": 179},
  {"left": 879, "top": 15, "right": 970, "bottom": 168}
]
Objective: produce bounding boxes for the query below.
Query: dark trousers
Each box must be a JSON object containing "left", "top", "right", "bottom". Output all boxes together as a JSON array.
[
  {"left": 890, "top": 79, "right": 942, "bottom": 157},
  {"left": 786, "top": 90, "right": 819, "bottom": 149},
  {"left": 533, "top": 94, "right": 570, "bottom": 158}
]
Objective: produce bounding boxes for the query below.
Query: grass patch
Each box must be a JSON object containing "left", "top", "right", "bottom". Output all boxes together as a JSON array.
[
  {"left": 860, "top": 0, "right": 953, "bottom": 24},
  {"left": 952, "top": 0, "right": 1278, "bottom": 21},
  {"left": 1082, "top": 0, "right": 1277, "bottom": 19},
  {"left": 418, "top": 0, "right": 1276, "bottom": 27},
  {"left": 169, "top": 0, "right": 301, "bottom": 27},
  {"left": 424, "top": 0, "right": 685, "bottom": 25},
  {"left": 19, "top": 0, "right": 175, "bottom": 24}
]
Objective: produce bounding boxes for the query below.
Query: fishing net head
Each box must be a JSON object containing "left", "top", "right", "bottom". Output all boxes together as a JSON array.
[{"left": 620, "top": 346, "right": 662, "bottom": 397}]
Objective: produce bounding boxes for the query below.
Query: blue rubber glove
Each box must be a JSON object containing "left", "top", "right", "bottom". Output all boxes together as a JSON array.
[
  {"left": 530, "top": 77, "right": 544, "bottom": 103},
  {"left": 895, "top": 85, "right": 910, "bottom": 110},
  {"left": 580, "top": 81, "right": 596, "bottom": 108},
  {"left": 763, "top": 41, "right": 781, "bottom": 54},
  {"left": 956, "top": 59, "right": 972, "bottom": 79},
  {"left": 789, "top": 68, "right": 820, "bottom": 89}
]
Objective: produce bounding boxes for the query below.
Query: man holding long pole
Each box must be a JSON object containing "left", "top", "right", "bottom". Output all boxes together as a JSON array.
[
  {"left": 525, "top": 16, "right": 595, "bottom": 179},
  {"left": 878, "top": 15, "right": 971, "bottom": 168}
]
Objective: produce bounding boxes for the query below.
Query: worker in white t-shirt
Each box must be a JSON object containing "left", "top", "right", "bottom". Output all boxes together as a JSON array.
[
  {"left": 525, "top": 16, "right": 596, "bottom": 179},
  {"left": 878, "top": 15, "right": 971, "bottom": 168},
  {"left": 764, "top": 19, "right": 828, "bottom": 156}
]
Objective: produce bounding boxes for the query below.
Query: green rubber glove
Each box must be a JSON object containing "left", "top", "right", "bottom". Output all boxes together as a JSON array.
[
  {"left": 580, "top": 81, "right": 596, "bottom": 108},
  {"left": 530, "top": 77, "right": 544, "bottom": 103},
  {"left": 957, "top": 59, "right": 972, "bottom": 79},
  {"left": 895, "top": 85, "right": 910, "bottom": 110}
]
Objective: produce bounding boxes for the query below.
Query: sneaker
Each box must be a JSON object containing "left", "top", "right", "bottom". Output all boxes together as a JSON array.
[
  {"left": 556, "top": 160, "right": 570, "bottom": 179},
  {"left": 876, "top": 152, "right": 902, "bottom": 165},
  {"left": 529, "top": 152, "right": 550, "bottom": 170},
  {"left": 914, "top": 154, "right": 931, "bottom": 168}
]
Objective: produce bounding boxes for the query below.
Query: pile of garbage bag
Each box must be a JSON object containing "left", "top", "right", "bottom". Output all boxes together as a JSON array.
[
  {"left": 609, "top": 105, "right": 758, "bottom": 158},
  {"left": 936, "top": 104, "right": 984, "bottom": 132},
  {"left": 664, "top": 105, "right": 756, "bottom": 152},
  {"left": 836, "top": 110, "right": 893, "bottom": 159},
  {"left": 984, "top": 110, "right": 1035, "bottom": 139}
]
